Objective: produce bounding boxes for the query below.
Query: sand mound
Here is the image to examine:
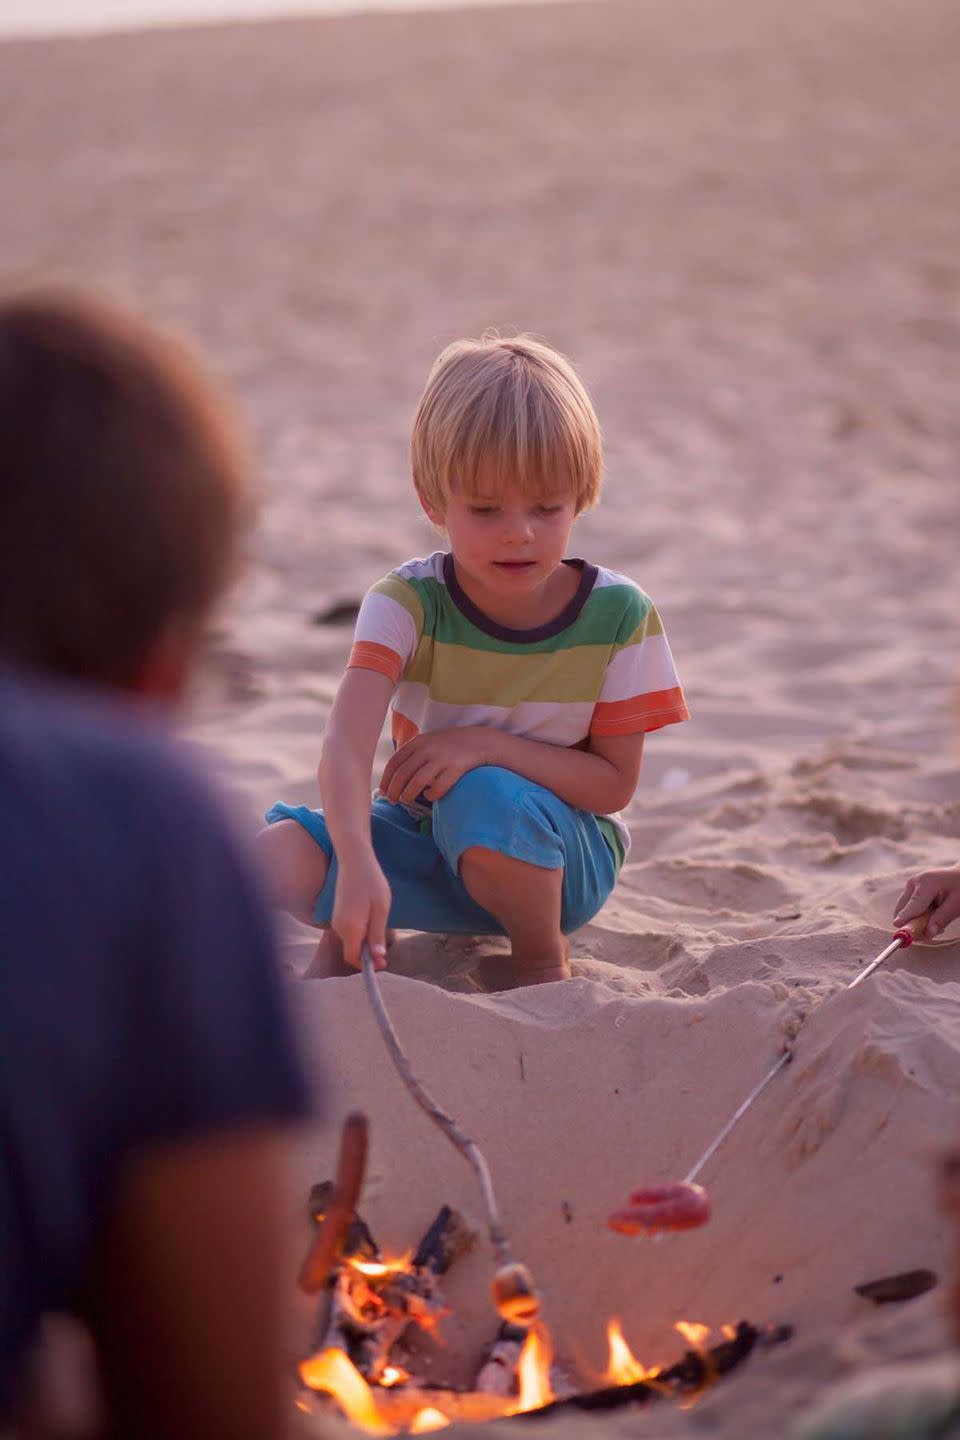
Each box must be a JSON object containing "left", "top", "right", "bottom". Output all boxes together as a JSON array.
[{"left": 6, "top": 0, "right": 959, "bottom": 1431}]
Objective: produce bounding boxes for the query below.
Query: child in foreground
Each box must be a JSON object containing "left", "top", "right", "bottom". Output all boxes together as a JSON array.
[
  {"left": 261, "top": 334, "right": 689, "bottom": 985},
  {"left": 0, "top": 290, "right": 309, "bottom": 1439}
]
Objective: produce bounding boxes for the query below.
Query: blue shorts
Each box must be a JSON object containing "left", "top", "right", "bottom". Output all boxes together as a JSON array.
[{"left": 265, "top": 766, "right": 619, "bottom": 936}]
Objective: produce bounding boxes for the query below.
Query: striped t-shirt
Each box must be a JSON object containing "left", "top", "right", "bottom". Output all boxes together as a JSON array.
[{"left": 347, "top": 551, "right": 689, "bottom": 860}]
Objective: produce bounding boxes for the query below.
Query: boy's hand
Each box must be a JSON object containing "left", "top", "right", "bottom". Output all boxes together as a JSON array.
[
  {"left": 380, "top": 727, "right": 492, "bottom": 806},
  {"left": 894, "top": 868, "right": 960, "bottom": 939},
  {"left": 332, "top": 855, "right": 392, "bottom": 970}
]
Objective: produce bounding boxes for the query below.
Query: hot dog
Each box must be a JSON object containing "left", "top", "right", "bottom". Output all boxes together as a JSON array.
[{"left": 607, "top": 1181, "right": 711, "bottom": 1235}]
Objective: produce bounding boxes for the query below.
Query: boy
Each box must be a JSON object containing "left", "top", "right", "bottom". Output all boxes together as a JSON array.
[
  {"left": 0, "top": 290, "right": 309, "bottom": 1439},
  {"left": 261, "top": 334, "right": 689, "bottom": 985}
]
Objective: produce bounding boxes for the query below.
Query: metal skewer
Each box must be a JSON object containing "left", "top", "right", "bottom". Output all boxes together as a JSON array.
[
  {"left": 636, "top": 914, "right": 931, "bottom": 1239},
  {"left": 681, "top": 917, "right": 928, "bottom": 1185}
]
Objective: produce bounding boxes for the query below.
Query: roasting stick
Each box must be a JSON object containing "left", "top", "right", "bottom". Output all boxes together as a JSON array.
[
  {"left": 361, "top": 944, "right": 540, "bottom": 1324},
  {"left": 611, "top": 912, "right": 932, "bottom": 1238}
]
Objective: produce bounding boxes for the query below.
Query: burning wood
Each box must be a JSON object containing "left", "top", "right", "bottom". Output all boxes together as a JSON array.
[
  {"left": 296, "top": 1121, "right": 791, "bottom": 1435},
  {"left": 512, "top": 1320, "right": 794, "bottom": 1420},
  {"left": 300, "top": 1313, "right": 792, "bottom": 1433},
  {"left": 302, "top": 1184, "right": 477, "bottom": 1386},
  {"left": 475, "top": 1323, "right": 528, "bottom": 1397}
]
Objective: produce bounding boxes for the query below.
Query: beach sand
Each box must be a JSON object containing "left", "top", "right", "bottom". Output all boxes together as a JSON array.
[{"left": 3, "top": 0, "right": 960, "bottom": 1432}]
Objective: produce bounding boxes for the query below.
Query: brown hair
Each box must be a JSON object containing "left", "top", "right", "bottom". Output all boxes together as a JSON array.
[
  {"left": 0, "top": 289, "right": 249, "bottom": 688},
  {"left": 411, "top": 333, "right": 603, "bottom": 516}
]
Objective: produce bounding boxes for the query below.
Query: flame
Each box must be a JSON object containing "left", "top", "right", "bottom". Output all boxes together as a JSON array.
[
  {"left": 409, "top": 1408, "right": 451, "bottom": 1433},
  {"left": 721, "top": 1323, "right": 737, "bottom": 1341},
  {"left": 675, "top": 1320, "right": 711, "bottom": 1350},
  {"left": 349, "top": 1252, "right": 414, "bottom": 1279},
  {"left": 512, "top": 1324, "right": 555, "bottom": 1413},
  {"left": 605, "top": 1318, "right": 658, "bottom": 1385},
  {"left": 298, "top": 1348, "right": 393, "bottom": 1435},
  {"left": 380, "top": 1366, "right": 409, "bottom": 1388}
]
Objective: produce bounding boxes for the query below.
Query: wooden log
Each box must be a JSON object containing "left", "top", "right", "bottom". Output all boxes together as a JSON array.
[
  {"left": 413, "top": 1205, "right": 476, "bottom": 1275},
  {"left": 307, "top": 1180, "right": 379, "bottom": 1263},
  {"left": 510, "top": 1322, "right": 792, "bottom": 1419},
  {"left": 475, "top": 1323, "right": 527, "bottom": 1396}
]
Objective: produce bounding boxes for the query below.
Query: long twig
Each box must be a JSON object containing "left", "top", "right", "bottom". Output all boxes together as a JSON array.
[{"left": 361, "top": 946, "right": 512, "bottom": 1267}]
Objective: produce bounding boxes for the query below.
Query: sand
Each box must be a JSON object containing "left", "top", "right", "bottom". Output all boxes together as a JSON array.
[{"left": 3, "top": 0, "right": 960, "bottom": 1433}]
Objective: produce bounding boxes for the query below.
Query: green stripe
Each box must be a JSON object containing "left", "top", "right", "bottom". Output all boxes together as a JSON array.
[
  {"left": 614, "top": 605, "right": 663, "bottom": 652},
  {"left": 400, "top": 575, "right": 651, "bottom": 655},
  {"left": 371, "top": 576, "right": 425, "bottom": 632},
  {"left": 597, "top": 817, "right": 626, "bottom": 870},
  {"left": 406, "top": 639, "right": 610, "bottom": 704}
]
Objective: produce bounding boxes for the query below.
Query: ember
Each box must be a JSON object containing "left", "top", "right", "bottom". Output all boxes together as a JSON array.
[
  {"left": 298, "top": 1236, "right": 791, "bottom": 1435},
  {"left": 297, "top": 1122, "right": 791, "bottom": 1434}
]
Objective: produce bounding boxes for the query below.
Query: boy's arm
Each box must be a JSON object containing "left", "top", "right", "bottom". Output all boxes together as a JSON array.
[
  {"left": 380, "top": 727, "right": 644, "bottom": 815},
  {"left": 319, "top": 667, "right": 396, "bottom": 967}
]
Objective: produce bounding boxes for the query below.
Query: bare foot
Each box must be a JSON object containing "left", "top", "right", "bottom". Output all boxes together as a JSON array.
[
  {"left": 302, "top": 929, "right": 396, "bottom": 980},
  {"left": 510, "top": 936, "right": 571, "bottom": 986}
]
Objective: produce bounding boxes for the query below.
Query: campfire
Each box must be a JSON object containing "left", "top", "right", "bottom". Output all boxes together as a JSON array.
[{"left": 295, "top": 1176, "right": 791, "bottom": 1434}]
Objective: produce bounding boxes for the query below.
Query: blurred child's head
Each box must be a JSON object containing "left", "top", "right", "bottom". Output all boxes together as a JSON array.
[
  {"left": 411, "top": 334, "right": 602, "bottom": 602},
  {"left": 0, "top": 289, "right": 250, "bottom": 702}
]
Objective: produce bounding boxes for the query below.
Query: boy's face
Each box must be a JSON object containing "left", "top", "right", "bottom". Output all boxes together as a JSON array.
[{"left": 425, "top": 479, "right": 578, "bottom": 606}]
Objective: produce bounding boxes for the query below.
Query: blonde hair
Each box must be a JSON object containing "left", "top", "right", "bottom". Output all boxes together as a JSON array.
[{"left": 411, "top": 333, "right": 602, "bottom": 515}]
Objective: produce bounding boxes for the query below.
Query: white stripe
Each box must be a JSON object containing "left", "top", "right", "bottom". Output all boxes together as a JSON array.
[
  {"left": 394, "top": 682, "right": 594, "bottom": 746},
  {"left": 591, "top": 564, "right": 648, "bottom": 596},
  {"left": 597, "top": 632, "right": 681, "bottom": 704},
  {"left": 395, "top": 551, "right": 447, "bottom": 584},
  {"left": 353, "top": 590, "right": 418, "bottom": 668}
]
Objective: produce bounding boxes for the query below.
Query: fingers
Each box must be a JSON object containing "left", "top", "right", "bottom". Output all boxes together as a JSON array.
[
  {"left": 366, "top": 897, "right": 391, "bottom": 971},
  {"left": 382, "top": 758, "right": 437, "bottom": 805},
  {"left": 893, "top": 879, "right": 919, "bottom": 922},
  {"left": 893, "top": 870, "right": 960, "bottom": 938},
  {"left": 333, "top": 891, "right": 392, "bottom": 972},
  {"left": 893, "top": 875, "right": 938, "bottom": 927},
  {"left": 380, "top": 737, "right": 422, "bottom": 798},
  {"left": 338, "top": 927, "right": 364, "bottom": 971},
  {"left": 929, "top": 887, "right": 960, "bottom": 939}
]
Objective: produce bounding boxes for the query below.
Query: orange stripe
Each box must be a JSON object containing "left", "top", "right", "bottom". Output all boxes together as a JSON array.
[
  {"left": 347, "top": 641, "right": 403, "bottom": 684},
  {"left": 590, "top": 688, "right": 690, "bottom": 736},
  {"left": 391, "top": 710, "right": 420, "bottom": 749}
]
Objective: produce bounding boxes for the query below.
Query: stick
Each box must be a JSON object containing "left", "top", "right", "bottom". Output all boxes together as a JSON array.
[{"left": 360, "top": 946, "right": 513, "bottom": 1269}]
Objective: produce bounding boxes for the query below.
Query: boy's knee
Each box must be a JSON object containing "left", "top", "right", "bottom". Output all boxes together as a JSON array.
[
  {"left": 460, "top": 844, "right": 559, "bottom": 889},
  {"left": 440, "top": 765, "right": 524, "bottom": 813},
  {"left": 435, "top": 766, "right": 564, "bottom": 878},
  {"left": 254, "top": 820, "right": 328, "bottom": 922}
]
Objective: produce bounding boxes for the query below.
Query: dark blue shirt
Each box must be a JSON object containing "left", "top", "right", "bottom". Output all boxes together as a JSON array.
[{"left": 0, "top": 678, "right": 310, "bottom": 1420}]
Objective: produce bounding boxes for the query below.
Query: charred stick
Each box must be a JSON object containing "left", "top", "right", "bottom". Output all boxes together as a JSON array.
[
  {"left": 413, "top": 1205, "right": 477, "bottom": 1276},
  {"left": 512, "top": 1322, "right": 791, "bottom": 1420},
  {"left": 308, "top": 1180, "right": 379, "bottom": 1263},
  {"left": 475, "top": 1323, "right": 528, "bottom": 1396}
]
